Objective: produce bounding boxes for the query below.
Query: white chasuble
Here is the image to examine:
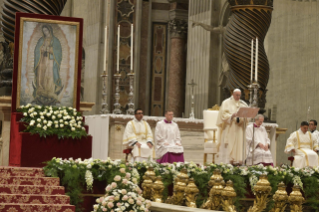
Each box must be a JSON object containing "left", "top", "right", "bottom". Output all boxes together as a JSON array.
[
  {"left": 123, "top": 118, "right": 154, "bottom": 161},
  {"left": 155, "top": 120, "right": 183, "bottom": 158},
  {"left": 216, "top": 96, "right": 248, "bottom": 164},
  {"left": 285, "top": 129, "right": 319, "bottom": 168},
  {"left": 245, "top": 124, "right": 273, "bottom": 165}
]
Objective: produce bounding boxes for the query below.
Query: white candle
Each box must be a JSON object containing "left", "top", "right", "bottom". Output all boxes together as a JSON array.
[
  {"left": 103, "top": 26, "right": 107, "bottom": 71},
  {"left": 131, "top": 24, "right": 133, "bottom": 71},
  {"left": 117, "top": 25, "right": 120, "bottom": 72},
  {"left": 255, "top": 37, "right": 259, "bottom": 82},
  {"left": 250, "top": 39, "right": 254, "bottom": 83}
]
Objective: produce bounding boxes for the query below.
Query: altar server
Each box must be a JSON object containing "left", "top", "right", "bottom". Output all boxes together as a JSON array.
[
  {"left": 309, "top": 120, "right": 319, "bottom": 146},
  {"left": 245, "top": 114, "right": 273, "bottom": 166},
  {"left": 285, "top": 121, "right": 319, "bottom": 168},
  {"left": 155, "top": 111, "right": 184, "bottom": 163},
  {"left": 216, "top": 89, "right": 248, "bottom": 165},
  {"left": 123, "top": 108, "right": 154, "bottom": 162}
]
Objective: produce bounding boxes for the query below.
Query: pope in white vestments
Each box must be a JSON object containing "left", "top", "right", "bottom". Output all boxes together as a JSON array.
[
  {"left": 246, "top": 115, "right": 273, "bottom": 166},
  {"left": 123, "top": 109, "right": 154, "bottom": 162},
  {"left": 285, "top": 121, "right": 319, "bottom": 168},
  {"left": 155, "top": 111, "right": 184, "bottom": 163},
  {"left": 216, "top": 89, "right": 248, "bottom": 164}
]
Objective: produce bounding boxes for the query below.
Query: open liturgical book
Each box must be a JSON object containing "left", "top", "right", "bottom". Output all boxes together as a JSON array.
[{"left": 236, "top": 107, "right": 260, "bottom": 118}]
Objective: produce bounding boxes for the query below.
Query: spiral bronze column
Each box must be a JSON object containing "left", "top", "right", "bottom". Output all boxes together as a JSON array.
[
  {"left": 0, "top": 0, "right": 67, "bottom": 43},
  {"left": 224, "top": 0, "right": 273, "bottom": 109}
]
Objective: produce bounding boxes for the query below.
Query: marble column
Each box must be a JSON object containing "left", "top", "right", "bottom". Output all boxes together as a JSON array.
[{"left": 167, "top": 19, "right": 187, "bottom": 117}]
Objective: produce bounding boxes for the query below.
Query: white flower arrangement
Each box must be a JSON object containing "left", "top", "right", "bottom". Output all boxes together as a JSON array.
[
  {"left": 93, "top": 171, "right": 151, "bottom": 212},
  {"left": 85, "top": 170, "right": 94, "bottom": 191},
  {"left": 17, "top": 105, "right": 87, "bottom": 139}
]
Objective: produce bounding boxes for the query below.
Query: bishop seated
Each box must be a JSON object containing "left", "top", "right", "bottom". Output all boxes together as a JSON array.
[
  {"left": 155, "top": 111, "right": 184, "bottom": 163},
  {"left": 123, "top": 108, "right": 154, "bottom": 162},
  {"left": 245, "top": 114, "right": 273, "bottom": 166},
  {"left": 285, "top": 121, "right": 319, "bottom": 168}
]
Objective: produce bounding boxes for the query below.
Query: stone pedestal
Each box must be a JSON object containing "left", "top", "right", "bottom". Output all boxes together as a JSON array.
[{"left": 0, "top": 96, "right": 12, "bottom": 166}]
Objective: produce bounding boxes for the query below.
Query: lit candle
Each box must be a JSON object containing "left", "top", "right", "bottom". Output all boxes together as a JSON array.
[
  {"left": 103, "top": 26, "right": 107, "bottom": 72},
  {"left": 255, "top": 37, "right": 259, "bottom": 82},
  {"left": 131, "top": 24, "right": 133, "bottom": 71},
  {"left": 250, "top": 39, "right": 254, "bottom": 83},
  {"left": 117, "top": 25, "right": 120, "bottom": 72}
]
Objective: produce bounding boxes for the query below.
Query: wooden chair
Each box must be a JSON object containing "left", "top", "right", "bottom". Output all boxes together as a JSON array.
[
  {"left": 123, "top": 148, "right": 132, "bottom": 162},
  {"left": 288, "top": 156, "right": 294, "bottom": 166},
  {"left": 203, "top": 105, "right": 220, "bottom": 164}
]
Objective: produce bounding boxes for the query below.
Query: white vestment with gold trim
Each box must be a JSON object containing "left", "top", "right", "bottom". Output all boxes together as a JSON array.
[
  {"left": 285, "top": 129, "right": 319, "bottom": 168},
  {"left": 123, "top": 118, "right": 154, "bottom": 162},
  {"left": 216, "top": 96, "right": 248, "bottom": 164}
]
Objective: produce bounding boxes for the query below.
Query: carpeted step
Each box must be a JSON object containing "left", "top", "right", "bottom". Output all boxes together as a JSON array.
[
  {"left": 0, "top": 166, "right": 44, "bottom": 177},
  {"left": 0, "top": 184, "right": 65, "bottom": 195},
  {"left": 0, "top": 176, "right": 59, "bottom": 186},
  {"left": 0, "top": 203, "right": 75, "bottom": 211},
  {"left": 0, "top": 194, "right": 70, "bottom": 204}
]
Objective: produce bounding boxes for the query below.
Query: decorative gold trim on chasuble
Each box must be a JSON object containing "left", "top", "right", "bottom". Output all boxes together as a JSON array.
[{"left": 296, "top": 131, "right": 309, "bottom": 166}]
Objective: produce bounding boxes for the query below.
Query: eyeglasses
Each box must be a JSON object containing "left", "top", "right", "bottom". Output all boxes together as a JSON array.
[{"left": 136, "top": 112, "right": 143, "bottom": 115}]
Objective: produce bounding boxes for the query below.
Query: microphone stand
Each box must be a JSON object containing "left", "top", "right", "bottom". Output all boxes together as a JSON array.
[{"left": 252, "top": 124, "right": 255, "bottom": 166}]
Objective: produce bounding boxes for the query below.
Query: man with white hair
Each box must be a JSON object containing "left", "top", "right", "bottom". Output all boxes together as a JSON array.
[
  {"left": 216, "top": 89, "right": 248, "bottom": 164},
  {"left": 245, "top": 114, "right": 273, "bottom": 166}
]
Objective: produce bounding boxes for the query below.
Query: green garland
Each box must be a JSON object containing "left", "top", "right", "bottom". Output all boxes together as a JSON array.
[
  {"left": 43, "top": 159, "right": 319, "bottom": 212},
  {"left": 17, "top": 104, "right": 87, "bottom": 139}
]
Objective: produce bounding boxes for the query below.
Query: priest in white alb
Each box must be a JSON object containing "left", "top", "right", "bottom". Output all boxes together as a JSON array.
[
  {"left": 285, "top": 121, "right": 319, "bottom": 168},
  {"left": 123, "top": 108, "right": 154, "bottom": 162},
  {"left": 155, "top": 111, "right": 184, "bottom": 163},
  {"left": 309, "top": 120, "right": 319, "bottom": 146},
  {"left": 216, "top": 89, "right": 248, "bottom": 165},
  {"left": 245, "top": 114, "right": 273, "bottom": 166}
]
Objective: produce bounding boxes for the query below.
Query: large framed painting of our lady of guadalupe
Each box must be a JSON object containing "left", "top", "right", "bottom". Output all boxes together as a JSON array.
[{"left": 11, "top": 13, "right": 83, "bottom": 112}]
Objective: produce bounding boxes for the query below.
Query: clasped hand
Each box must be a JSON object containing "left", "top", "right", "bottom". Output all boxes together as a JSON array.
[
  {"left": 258, "top": 143, "right": 269, "bottom": 151},
  {"left": 136, "top": 142, "right": 153, "bottom": 149}
]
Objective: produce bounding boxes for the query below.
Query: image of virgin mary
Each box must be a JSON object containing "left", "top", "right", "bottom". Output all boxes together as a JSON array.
[{"left": 32, "top": 24, "right": 64, "bottom": 105}]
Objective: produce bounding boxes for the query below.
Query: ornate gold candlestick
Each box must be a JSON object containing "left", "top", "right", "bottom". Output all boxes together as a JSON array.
[
  {"left": 100, "top": 70, "right": 109, "bottom": 114},
  {"left": 185, "top": 178, "right": 199, "bottom": 208},
  {"left": 248, "top": 174, "right": 272, "bottom": 212},
  {"left": 142, "top": 167, "right": 156, "bottom": 199},
  {"left": 251, "top": 81, "right": 260, "bottom": 108},
  {"left": 141, "top": 175, "right": 153, "bottom": 200},
  {"left": 288, "top": 185, "right": 304, "bottom": 212},
  {"left": 113, "top": 73, "right": 122, "bottom": 114},
  {"left": 126, "top": 72, "right": 135, "bottom": 115},
  {"left": 166, "top": 168, "right": 189, "bottom": 206},
  {"left": 208, "top": 169, "right": 223, "bottom": 189},
  {"left": 151, "top": 176, "right": 165, "bottom": 203},
  {"left": 271, "top": 182, "right": 288, "bottom": 212},
  {"left": 221, "top": 180, "right": 237, "bottom": 212}
]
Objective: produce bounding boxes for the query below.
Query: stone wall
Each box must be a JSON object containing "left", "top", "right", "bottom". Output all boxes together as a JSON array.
[
  {"left": 61, "top": 0, "right": 109, "bottom": 115},
  {"left": 265, "top": 0, "right": 319, "bottom": 164}
]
